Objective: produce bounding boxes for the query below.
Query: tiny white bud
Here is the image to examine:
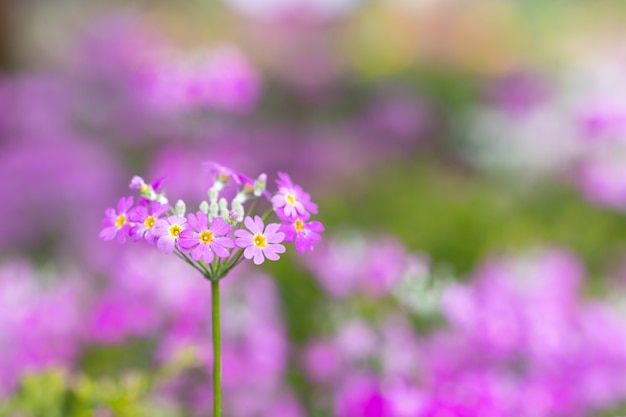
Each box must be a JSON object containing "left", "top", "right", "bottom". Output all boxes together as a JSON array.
[
  {"left": 212, "top": 179, "right": 225, "bottom": 192},
  {"left": 175, "top": 199, "right": 186, "bottom": 216},
  {"left": 199, "top": 200, "right": 209, "bottom": 214},
  {"left": 233, "top": 191, "right": 247, "bottom": 205},
  {"left": 254, "top": 173, "right": 267, "bottom": 197},
  {"left": 219, "top": 198, "right": 229, "bottom": 219},
  {"left": 209, "top": 201, "right": 219, "bottom": 220},
  {"left": 235, "top": 205, "right": 244, "bottom": 222},
  {"left": 208, "top": 188, "right": 219, "bottom": 203},
  {"left": 157, "top": 194, "right": 168, "bottom": 204}
]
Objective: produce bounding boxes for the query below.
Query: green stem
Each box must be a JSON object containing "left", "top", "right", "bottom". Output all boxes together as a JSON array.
[{"left": 212, "top": 279, "right": 222, "bottom": 417}]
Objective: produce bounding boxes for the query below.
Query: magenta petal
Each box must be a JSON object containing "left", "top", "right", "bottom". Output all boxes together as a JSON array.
[
  {"left": 235, "top": 237, "right": 252, "bottom": 248},
  {"left": 99, "top": 226, "right": 117, "bottom": 241},
  {"left": 178, "top": 230, "right": 198, "bottom": 250},
  {"left": 211, "top": 217, "right": 231, "bottom": 236},
  {"left": 212, "top": 242, "right": 231, "bottom": 258},
  {"left": 280, "top": 225, "right": 296, "bottom": 242},
  {"left": 263, "top": 247, "right": 280, "bottom": 261},
  {"left": 199, "top": 244, "right": 215, "bottom": 264},
  {"left": 265, "top": 223, "right": 280, "bottom": 236},
  {"left": 266, "top": 243, "right": 286, "bottom": 255},
  {"left": 128, "top": 206, "right": 147, "bottom": 222},
  {"left": 213, "top": 236, "right": 234, "bottom": 248},
  {"left": 234, "top": 229, "right": 251, "bottom": 239},
  {"left": 254, "top": 216, "right": 265, "bottom": 233},
  {"left": 244, "top": 216, "right": 259, "bottom": 234},
  {"left": 152, "top": 202, "right": 170, "bottom": 217},
  {"left": 253, "top": 250, "right": 265, "bottom": 265},
  {"left": 187, "top": 213, "right": 202, "bottom": 231},
  {"left": 158, "top": 236, "right": 175, "bottom": 253},
  {"left": 267, "top": 231, "right": 285, "bottom": 244},
  {"left": 244, "top": 245, "right": 259, "bottom": 260},
  {"left": 196, "top": 211, "right": 209, "bottom": 229},
  {"left": 309, "top": 221, "right": 324, "bottom": 233},
  {"left": 118, "top": 196, "right": 134, "bottom": 213}
]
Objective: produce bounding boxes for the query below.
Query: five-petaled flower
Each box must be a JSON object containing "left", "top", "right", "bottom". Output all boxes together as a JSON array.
[
  {"left": 99, "top": 196, "right": 134, "bottom": 243},
  {"left": 280, "top": 214, "right": 324, "bottom": 253},
  {"left": 153, "top": 215, "right": 187, "bottom": 254},
  {"left": 235, "top": 216, "right": 286, "bottom": 265},
  {"left": 128, "top": 201, "right": 170, "bottom": 244},
  {"left": 178, "top": 212, "right": 234, "bottom": 263},
  {"left": 271, "top": 172, "right": 318, "bottom": 221}
]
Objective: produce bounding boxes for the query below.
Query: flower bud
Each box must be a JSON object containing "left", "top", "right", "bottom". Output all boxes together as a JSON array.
[
  {"left": 254, "top": 173, "right": 267, "bottom": 197},
  {"left": 199, "top": 200, "right": 209, "bottom": 214},
  {"left": 208, "top": 188, "right": 219, "bottom": 203},
  {"left": 175, "top": 199, "right": 186, "bottom": 216},
  {"left": 219, "top": 198, "right": 229, "bottom": 219}
]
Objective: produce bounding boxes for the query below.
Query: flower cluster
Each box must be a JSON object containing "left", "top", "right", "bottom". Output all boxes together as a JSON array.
[{"left": 99, "top": 163, "right": 323, "bottom": 278}]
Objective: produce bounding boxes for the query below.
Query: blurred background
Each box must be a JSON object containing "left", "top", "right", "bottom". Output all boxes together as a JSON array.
[{"left": 3, "top": 0, "right": 626, "bottom": 415}]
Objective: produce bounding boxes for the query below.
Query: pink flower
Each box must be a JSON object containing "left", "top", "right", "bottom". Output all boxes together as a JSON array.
[
  {"left": 204, "top": 161, "right": 253, "bottom": 187},
  {"left": 128, "top": 201, "right": 170, "bottom": 244},
  {"left": 153, "top": 215, "right": 187, "bottom": 254},
  {"left": 98, "top": 196, "right": 134, "bottom": 243},
  {"left": 178, "top": 212, "right": 234, "bottom": 263},
  {"left": 271, "top": 172, "right": 318, "bottom": 221},
  {"left": 234, "top": 216, "right": 285, "bottom": 265},
  {"left": 280, "top": 214, "right": 324, "bottom": 253}
]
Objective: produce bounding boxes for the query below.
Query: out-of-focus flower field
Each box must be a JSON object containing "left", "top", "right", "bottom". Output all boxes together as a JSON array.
[{"left": 3, "top": 0, "right": 626, "bottom": 416}]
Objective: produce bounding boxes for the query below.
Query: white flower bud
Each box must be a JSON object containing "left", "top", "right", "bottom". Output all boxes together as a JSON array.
[
  {"left": 209, "top": 201, "right": 219, "bottom": 220},
  {"left": 199, "top": 200, "right": 209, "bottom": 214},
  {"left": 219, "top": 198, "right": 229, "bottom": 219},
  {"left": 175, "top": 199, "right": 186, "bottom": 216},
  {"left": 233, "top": 191, "right": 247, "bottom": 205},
  {"left": 235, "top": 205, "right": 244, "bottom": 222},
  {"left": 254, "top": 173, "right": 267, "bottom": 197},
  {"left": 157, "top": 194, "right": 168, "bottom": 204},
  {"left": 208, "top": 188, "right": 219, "bottom": 203}
]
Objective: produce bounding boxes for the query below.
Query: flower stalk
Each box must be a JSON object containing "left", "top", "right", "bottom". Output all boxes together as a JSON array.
[{"left": 212, "top": 278, "right": 221, "bottom": 417}]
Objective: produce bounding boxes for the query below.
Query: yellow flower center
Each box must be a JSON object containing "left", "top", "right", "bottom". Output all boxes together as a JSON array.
[
  {"left": 286, "top": 194, "right": 296, "bottom": 205},
  {"left": 140, "top": 184, "right": 149, "bottom": 194},
  {"left": 244, "top": 183, "right": 255, "bottom": 193},
  {"left": 199, "top": 230, "right": 214, "bottom": 244},
  {"left": 218, "top": 174, "right": 230, "bottom": 182},
  {"left": 115, "top": 215, "right": 126, "bottom": 228},
  {"left": 295, "top": 218, "right": 304, "bottom": 232},
  {"left": 253, "top": 234, "right": 267, "bottom": 248},
  {"left": 169, "top": 224, "right": 182, "bottom": 238},
  {"left": 145, "top": 216, "right": 156, "bottom": 229}
]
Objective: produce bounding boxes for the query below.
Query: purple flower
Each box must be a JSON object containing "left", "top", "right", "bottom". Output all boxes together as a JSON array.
[
  {"left": 204, "top": 161, "right": 253, "bottom": 188},
  {"left": 98, "top": 196, "right": 134, "bottom": 243},
  {"left": 271, "top": 172, "right": 318, "bottom": 221},
  {"left": 153, "top": 215, "right": 187, "bottom": 254},
  {"left": 178, "top": 212, "right": 234, "bottom": 263},
  {"left": 234, "top": 216, "right": 285, "bottom": 265},
  {"left": 128, "top": 201, "right": 170, "bottom": 244},
  {"left": 280, "top": 215, "right": 324, "bottom": 253}
]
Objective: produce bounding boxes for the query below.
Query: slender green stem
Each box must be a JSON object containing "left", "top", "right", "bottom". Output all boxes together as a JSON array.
[
  {"left": 212, "top": 279, "right": 221, "bottom": 417},
  {"left": 173, "top": 249, "right": 205, "bottom": 275}
]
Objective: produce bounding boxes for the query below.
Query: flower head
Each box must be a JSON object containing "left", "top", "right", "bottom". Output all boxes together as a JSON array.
[
  {"left": 130, "top": 175, "right": 167, "bottom": 203},
  {"left": 271, "top": 172, "right": 318, "bottom": 221},
  {"left": 280, "top": 214, "right": 324, "bottom": 253},
  {"left": 99, "top": 196, "right": 134, "bottom": 243},
  {"left": 153, "top": 215, "right": 187, "bottom": 254},
  {"left": 128, "top": 201, "right": 170, "bottom": 244},
  {"left": 178, "top": 212, "right": 234, "bottom": 263},
  {"left": 235, "top": 216, "right": 286, "bottom": 265},
  {"left": 204, "top": 162, "right": 253, "bottom": 188}
]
